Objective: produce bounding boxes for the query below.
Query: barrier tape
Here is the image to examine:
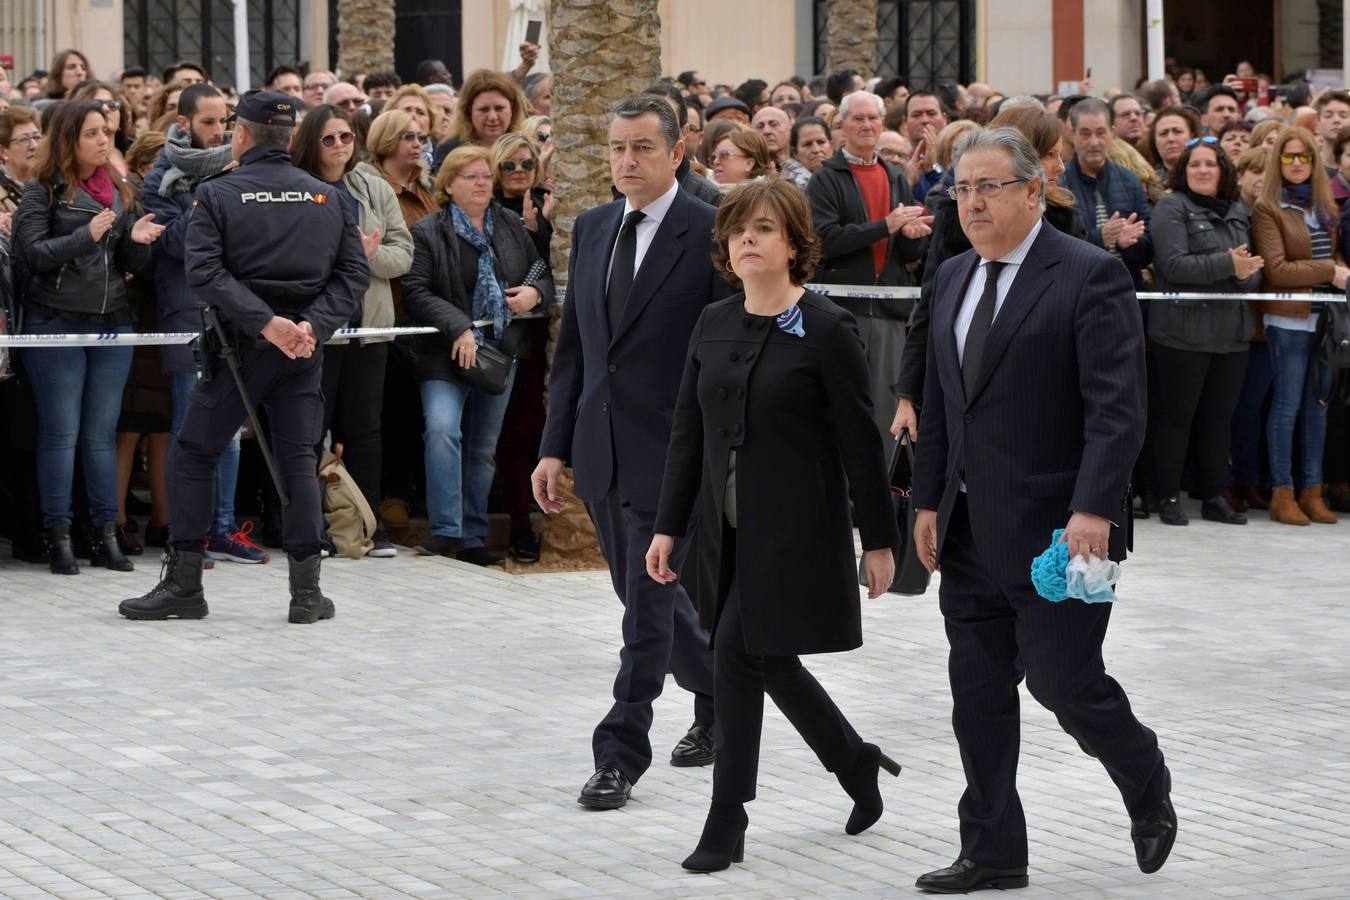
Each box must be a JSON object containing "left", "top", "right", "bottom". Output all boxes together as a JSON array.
[
  {"left": 804, "top": 283, "right": 1349, "bottom": 304},
  {"left": 0, "top": 325, "right": 440, "bottom": 349}
]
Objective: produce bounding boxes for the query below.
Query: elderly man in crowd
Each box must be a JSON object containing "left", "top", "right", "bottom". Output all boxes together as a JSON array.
[
  {"left": 324, "top": 82, "right": 367, "bottom": 114},
  {"left": 752, "top": 106, "right": 805, "bottom": 186},
  {"left": 807, "top": 90, "right": 932, "bottom": 459}
]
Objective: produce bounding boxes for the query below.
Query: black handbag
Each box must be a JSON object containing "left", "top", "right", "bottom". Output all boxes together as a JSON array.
[
  {"left": 458, "top": 341, "right": 513, "bottom": 395},
  {"left": 1317, "top": 296, "right": 1350, "bottom": 368},
  {"left": 858, "top": 431, "right": 931, "bottom": 596}
]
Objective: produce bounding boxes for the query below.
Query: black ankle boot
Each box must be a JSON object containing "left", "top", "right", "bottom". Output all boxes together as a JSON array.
[
  {"left": 47, "top": 523, "right": 79, "bottom": 575},
  {"left": 682, "top": 802, "right": 748, "bottom": 873},
  {"left": 835, "top": 743, "right": 902, "bottom": 835},
  {"left": 120, "top": 547, "right": 207, "bottom": 619},
  {"left": 288, "top": 553, "right": 335, "bottom": 624},
  {"left": 90, "top": 521, "right": 135, "bottom": 571}
]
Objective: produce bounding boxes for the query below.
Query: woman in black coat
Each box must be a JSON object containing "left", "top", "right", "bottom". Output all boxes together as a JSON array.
[{"left": 648, "top": 179, "right": 899, "bottom": 873}]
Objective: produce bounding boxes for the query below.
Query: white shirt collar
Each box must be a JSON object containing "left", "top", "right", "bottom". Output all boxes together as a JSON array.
[
  {"left": 982, "top": 217, "right": 1043, "bottom": 268},
  {"left": 622, "top": 179, "right": 680, "bottom": 226}
]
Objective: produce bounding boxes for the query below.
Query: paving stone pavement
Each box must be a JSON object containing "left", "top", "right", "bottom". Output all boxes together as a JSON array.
[{"left": 1, "top": 502, "right": 1348, "bottom": 899}]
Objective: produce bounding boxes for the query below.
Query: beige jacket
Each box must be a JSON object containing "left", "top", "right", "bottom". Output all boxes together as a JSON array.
[{"left": 330, "top": 162, "right": 414, "bottom": 344}]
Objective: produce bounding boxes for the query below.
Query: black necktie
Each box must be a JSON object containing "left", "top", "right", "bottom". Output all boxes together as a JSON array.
[
  {"left": 963, "top": 260, "right": 1005, "bottom": 396},
  {"left": 607, "top": 210, "right": 646, "bottom": 332}
]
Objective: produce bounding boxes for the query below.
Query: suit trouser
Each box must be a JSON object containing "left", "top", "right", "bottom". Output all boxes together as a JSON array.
[
  {"left": 587, "top": 488, "right": 715, "bottom": 783},
  {"left": 939, "top": 496, "right": 1166, "bottom": 868},
  {"left": 171, "top": 345, "right": 325, "bottom": 557},
  {"left": 711, "top": 527, "right": 863, "bottom": 804}
]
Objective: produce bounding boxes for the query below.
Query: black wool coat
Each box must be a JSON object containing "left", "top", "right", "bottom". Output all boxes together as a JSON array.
[{"left": 654, "top": 291, "right": 898, "bottom": 656}]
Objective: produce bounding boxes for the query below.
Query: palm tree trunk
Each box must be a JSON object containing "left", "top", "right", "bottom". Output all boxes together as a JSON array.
[
  {"left": 337, "top": 0, "right": 396, "bottom": 75},
  {"left": 827, "top": 0, "right": 878, "bottom": 76}
]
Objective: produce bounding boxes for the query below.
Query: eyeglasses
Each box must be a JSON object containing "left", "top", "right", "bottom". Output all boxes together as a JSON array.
[
  {"left": 96, "top": 99, "right": 122, "bottom": 111},
  {"left": 400, "top": 131, "right": 430, "bottom": 144},
  {"left": 500, "top": 158, "right": 536, "bottom": 173},
  {"left": 304, "top": 81, "right": 334, "bottom": 92},
  {"left": 1280, "top": 151, "right": 1314, "bottom": 165},
  {"left": 536, "top": 131, "right": 551, "bottom": 142},
  {"left": 1185, "top": 136, "right": 1219, "bottom": 148},
  {"left": 7, "top": 133, "right": 42, "bottom": 146},
  {"left": 334, "top": 98, "right": 364, "bottom": 110},
  {"left": 455, "top": 173, "right": 494, "bottom": 183},
  {"left": 320, "top": 131, "right": 355, "bottom": 148},
  {"left": 714, "top": 149, "right": 748, "bottom": 162},
  {"left": 946, "top": 178, "right": 1029, "bottom": 201},
  {"left": 877, "top": 147, "right": 901, "bottom": 159}
]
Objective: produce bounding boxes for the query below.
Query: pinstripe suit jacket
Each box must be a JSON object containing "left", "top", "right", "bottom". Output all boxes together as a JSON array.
[{"left": 912, "top": 222, "right": 1145, "bottom": 591}]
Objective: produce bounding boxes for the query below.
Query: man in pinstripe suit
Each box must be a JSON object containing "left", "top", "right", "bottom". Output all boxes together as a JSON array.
[{"left": 911, "top": 128, "right": 1175, "bottom": 893}]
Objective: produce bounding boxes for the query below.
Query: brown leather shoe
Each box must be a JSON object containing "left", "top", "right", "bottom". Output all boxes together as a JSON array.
[
  {"left": 1222, "top": 487, "right": 1249, "bottom": 513},
  {"left": 1269, "top": 487, "right": 1310, "bottom": 526},
  {"left": 1297, "top": 485, "right": 1339, "bottom": 524},
  {"left": 1239, "top": 485, "right": 1270, "bottom": 510}
]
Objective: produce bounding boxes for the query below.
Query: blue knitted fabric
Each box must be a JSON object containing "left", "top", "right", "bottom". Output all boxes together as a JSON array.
[{"left": 1030, "top": 529, "right": 1070, "bottom": 602}]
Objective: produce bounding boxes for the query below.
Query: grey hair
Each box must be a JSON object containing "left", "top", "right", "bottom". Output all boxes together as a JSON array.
[
  {"left": 424, "top": 83, "right": 455, "bottom": 99},
  {"left": 837, "top": 90, "right": 885, "bottom": 121},
  {"left": 998, "top": 95, "right": 1044, "bottom": 112},
  {"left": 1068, "top": 96, "right": 1112, "bottom": 128},
  {"left": 610, "top": 94, "right": 681, "bottom": 151},
  {"left": 952, "top": 126, "right": 1046, "bottom": 211},
  {"left": 238, "top": 118, "right": 294, "bottom": 148}
]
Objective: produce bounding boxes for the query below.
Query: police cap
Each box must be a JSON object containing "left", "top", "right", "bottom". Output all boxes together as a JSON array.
[{"left": 226, "top": 90, "right": 299, "bottom": 126}]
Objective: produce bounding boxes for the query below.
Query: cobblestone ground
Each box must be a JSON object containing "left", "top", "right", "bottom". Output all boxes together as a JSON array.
[{"left": 1, "top": 503, "right": 1348, "bottom": 899}]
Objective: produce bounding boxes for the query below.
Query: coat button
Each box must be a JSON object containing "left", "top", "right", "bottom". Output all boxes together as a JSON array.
[
  {"left": 718, "top": 388, "right": 727, "bottom": 399},
  {"left": 603, "top": 402, "right": 610, "bottom": 413},
  {"left": 963, "top": 413, "right": 973, "bottom": 424},
  {"left": 745, "top": 351, "right": 755, "bottom": 362},
  {"left": 730, "top": 351, "right": 740, "bottom": 361},
  {"left": 736, "top": 386, "right": 744, "bottom": 398},
  {"left": 718, "top": 427, "right": 728, "bottom": 438},
  {"left": 733, "top": 423, "right": 742, "bottom": 435},
  {"left": 608, "top": 363, "right": 617, "bottom": 372}
]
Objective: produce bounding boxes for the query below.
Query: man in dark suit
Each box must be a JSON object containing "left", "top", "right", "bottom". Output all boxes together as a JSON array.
[
  {"left": 533, "top": 95, "right": 734, "bottom": 810},
  {"left": 911, "top": 127, "right": 1175, "bottom": 893}
]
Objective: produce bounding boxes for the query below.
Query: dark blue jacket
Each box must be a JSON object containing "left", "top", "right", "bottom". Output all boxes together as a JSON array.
[
  {"left": 1062, "top": 157, "right": 1153, "bottom": 289},
  {"left": 142, "top": 153, "right": 205, "bottom": 371}
]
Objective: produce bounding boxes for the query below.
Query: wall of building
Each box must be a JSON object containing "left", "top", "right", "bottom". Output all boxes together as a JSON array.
[
  {"left": 1084, "top": 0, "right": 1143, "bottom": 93},
  {"left": 1283, "top": 0, "right": 1323, "bottom": 75},
  {"left": 982, "top": 0, "right": 1054, "bottom": 94}
]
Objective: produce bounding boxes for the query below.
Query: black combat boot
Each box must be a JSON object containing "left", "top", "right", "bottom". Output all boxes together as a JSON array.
[
  {"left": 119, "top": 547, "right": 208, "bottom": 620},
  {"left": 90, "top": 521, "right": 135, "bottom": 571},
  {"left": 288, "top": 553, "right": 335, "bottom": 624},
  {"left": 48, "top": 523, "right": 79, "bottom": 575}
]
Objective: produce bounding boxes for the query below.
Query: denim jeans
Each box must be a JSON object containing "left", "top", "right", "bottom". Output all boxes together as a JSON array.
[
  {"left": 1229, "top": 342, "right": 1273, "bottom": 487},
  {"left": 1266, "top": 325, "right": 1331, "bottom": 489},
  {"left": 420, "top": 366, "right": 517, "bottom": 547},
  {"left": 169, "top": 371, "right": 241, "bottom": 537},
  {"left": 21, "top": 315, "right": 134, "bottom": 528}
]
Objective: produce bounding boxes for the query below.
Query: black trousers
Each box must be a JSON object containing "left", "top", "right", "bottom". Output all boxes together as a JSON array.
[
  {"left": 320, "top": 340, "right": 388, "bottom": 516},
  {"left": 939, "top": 496, "right": 1166, "bottom": 869},
  {"left": 1150, "top": 343, "right": 1248, "bottom": 499},
  {"left": 587, "top": 488, "right": 714, "bottom": 783},
  {"left": 171, "top": 345, "right": 324, "bottom": 556},
  {"left": 711, "top": 527, "right": 863, "bottom": 804},
  {"left": 1325, "top": 369, "right": 1350, "bottom": 485}
]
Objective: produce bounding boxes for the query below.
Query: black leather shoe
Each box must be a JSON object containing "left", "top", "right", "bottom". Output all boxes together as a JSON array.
[
  {"left": 288, "top": 553, "right": 335, "bottom": 624},
  {"left": 1131, "top": 772, "right": 1177, "bottom": 874},
  {"left": 1158, "top": 496, "right": 1189, "bottom": 526},
  {"left": 120, "top": 548, "right": 208, "bottom": 620},
  {"left": 1201, "top": 496, "right": 1247, "bottom": 525},
  {"left": 670, "top": 722, "right": 716, "bottom": 767},
  {"left": 509, "top": 526, "right": 541, "bottom": 563},
  {"left": 916, "top": 859, "right": 1029, "bottom": 893},
  {"left": 457, "top": 546, "right": 505, "bottom": 567},
  {"left": 577, "top": 766, "right": 632, "bottom": 809}
]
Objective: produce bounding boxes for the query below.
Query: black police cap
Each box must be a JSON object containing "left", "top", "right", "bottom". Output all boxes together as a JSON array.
[{"left": 226, "top": 90, "right": 298, "bottom": 126}]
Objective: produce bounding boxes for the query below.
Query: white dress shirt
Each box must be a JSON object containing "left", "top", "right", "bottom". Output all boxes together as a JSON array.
[
  {"left": 955, "top": 218, "right": 1043, "bottom": 364},
  {"left": 606, "top": 179, "right": 681, "bottom": 289}
]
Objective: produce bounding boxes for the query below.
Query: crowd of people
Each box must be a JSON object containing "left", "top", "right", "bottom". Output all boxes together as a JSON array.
[{"left": 2, "top": 46, "right": 1350, "bottom": 580}]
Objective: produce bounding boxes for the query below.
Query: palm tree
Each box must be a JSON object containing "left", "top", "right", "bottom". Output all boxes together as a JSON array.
[
  {"left": 827, "top": 0, "right": 878, "bottom": 75},
  {"left": 337, "top": 0, "right": 395, "bottom": 75}
]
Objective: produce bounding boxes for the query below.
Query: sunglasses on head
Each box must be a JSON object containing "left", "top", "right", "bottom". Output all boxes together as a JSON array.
[
  {"left": 1185, "top": 136, "right": 1218, "bottom": 148},
  {"left": 400, "top": 131, "right": 429, "bottom": 144},
  {"left": 1280, "top": 151, "right": 1314, "bottom": 164},
  {"left": 500, "top": 158, "right": 536, "bottom": 173},
  {"left": 320, "top": 131, "right": 355, "bottom": 148},
  {"left": 97, "top": 99, "right": 122, "bottom": 111}
]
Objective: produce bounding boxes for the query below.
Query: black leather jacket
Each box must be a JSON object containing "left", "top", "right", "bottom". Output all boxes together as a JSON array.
[{"left": 13, "top": 175, "right": 150, "bottom": 320}]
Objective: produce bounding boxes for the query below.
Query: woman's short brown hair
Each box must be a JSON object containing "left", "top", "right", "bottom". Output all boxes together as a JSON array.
[
  {"left": 712, "top": 177, "right": 821, "bottom": 287},
  {"left": 0, "top": 106, "right": 40, "bottom": 146},
  {"left": 125, "top": 130, "right": 167, "bottom": 174},
  {"left": 715, "top": 127, "right": 772, "bottom": 178},
  {"left": 433, "top": 143, "right": 494, "bottom": 208},
  {"left": 452, "top": 69, "right": 528, "bottom": 146},
  {"left": 1235, "top": 145, "right": 1268, "bottom": 176}
]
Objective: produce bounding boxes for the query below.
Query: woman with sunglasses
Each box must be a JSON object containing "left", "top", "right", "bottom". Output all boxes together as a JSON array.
[
  {"left": 292, "top": 103, "right": 414, "bottom": 558},
  {"left": 402, "top": 144, "right": 553, "bottom": 564},
  {"left": 69, "top": 82, "right": 135, "bottom": 177},
  {"left": 12, "top": 99, "right": 165, "bottom": 574},
  {"left": 1148, "top": 136, "right": 1263, "bottom": 527},
  {"left": 490, "top": 132, "right": 552, "bottom": 258},
  {"left": 1252, "top": 126, "right": 1350, "bottom": 525}
]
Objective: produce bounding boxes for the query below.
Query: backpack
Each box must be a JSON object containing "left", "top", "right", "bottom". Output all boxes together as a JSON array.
[{"left": 319, "top": 450, "right": 376, "bottom": 559}]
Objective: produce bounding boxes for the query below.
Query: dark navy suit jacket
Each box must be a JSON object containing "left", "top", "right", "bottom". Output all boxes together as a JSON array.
[
  {"left": 912, "top": 223, "right": 1145, "bottom": 591},
  {"left": 540, "top": 186, "right": 733, "bottom": 510}
]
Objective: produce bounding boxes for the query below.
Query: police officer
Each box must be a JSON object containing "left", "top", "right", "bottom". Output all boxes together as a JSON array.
[{"left": 120, "top": 91, "right": 370, "bottom": 624}]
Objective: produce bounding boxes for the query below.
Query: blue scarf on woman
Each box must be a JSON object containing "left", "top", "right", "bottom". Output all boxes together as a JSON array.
[
  {"left": 1281, "top": 182, "right": 1335, "bottom": 231},
  {"left": 451, "top": 202, "right": 511, "bottom": 346}
]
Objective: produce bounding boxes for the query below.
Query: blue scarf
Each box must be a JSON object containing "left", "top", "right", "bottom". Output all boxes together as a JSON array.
[
  {"left": 451, "top": 203, "right": 511, "bottom": 346},
  {"left": 1282, "top": 182, "right": 1334, "bottom": 231}
]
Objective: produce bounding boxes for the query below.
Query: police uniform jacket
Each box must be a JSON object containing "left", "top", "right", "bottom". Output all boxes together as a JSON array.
[
  {"left": 401, "top": 200, "right": 554, "bottom": 384},
  {"left": 653, "top": 291, "right": 898, "bottom": 656},
  {"left": 184, "top": 144, "right": 369, "bottom": 343}
]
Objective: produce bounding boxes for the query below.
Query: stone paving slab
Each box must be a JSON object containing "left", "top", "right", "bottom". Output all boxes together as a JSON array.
[{"left": 0, "top": 500, "right": 1348, "bottom": 898}]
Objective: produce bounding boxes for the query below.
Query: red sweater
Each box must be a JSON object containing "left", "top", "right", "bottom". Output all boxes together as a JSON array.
[{"left": 849, "top": 160, "right": 891, "bottom": 278}]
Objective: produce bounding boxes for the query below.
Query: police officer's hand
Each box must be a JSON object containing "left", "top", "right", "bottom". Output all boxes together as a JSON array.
[
  {"left": 360, "top": 228, "right": 382, "bottom": 260},
  {"left": 452, "top": 329, "right": 478, "bottom": 369},
  {"left": 531, "top": 456, "right": 565, "bottom": 515},
  {"left": 505, "top": 285, "right": 540, "bottom": 313},
  {"left": 89, "top": 208, "right": 117, "bottom": 242},
  {"left": 129, "top": 213, "right": 165, "bottom": 245},
  {"left": 262, "top": 316, "right": 310, "bottom": 360},
  {"left": 296, "top": 321, "right": 319, "bottom": 358}
]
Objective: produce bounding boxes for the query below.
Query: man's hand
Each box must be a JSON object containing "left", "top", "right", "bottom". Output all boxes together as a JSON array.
[
  {"left": 900, "top": 214, "right": 934, "bottom": 239},
  {"left": 1059, "top": 511, "right": 1111, "bottom": 561},
  {"left": 521, "top": 192, "right": 538, "bottom": 232},
  {"left": 505, "top": 284, "right": 540, "bottom": 313},
  {"left": 89, "top": 208, "right": 117, "bottom": 242},
  {"left": 861, "top": 547, "right": 895, "bottom": 599},
  {"left": 360, "top": 227, "right": 382, "bottom": 260},
  {"left": 891, "top": 397, "right": 918, "bottom": 440},
  {"left": 915, "top": 509, "right": 939, "bottom": 573},
  {"left": 904, "top": 139, "right": 926, "bottom": 188},
  {"left": 646, "top": 534, "right": 679, "bottom": 584},
  {"left": 1117, "top": 213, "right": 1146, "bottom": 249},
  {"left": 296, "top": 321, "right": 318, "bottom": 358},
  {"left": 920, "top": 124, "right": 940, "bottom": 170},
  {"left": 1100, "top": 211, "right": 1124, "bottom": 247},
  {"left": 885, "top": 204, "right": 927, "bottom": 235},
  {"left": 531, "top": 456, "right": 565, "bottom": 514},
  {"left": 261, "top": 316, "right": 311, "bottom": 360}
]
